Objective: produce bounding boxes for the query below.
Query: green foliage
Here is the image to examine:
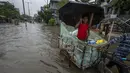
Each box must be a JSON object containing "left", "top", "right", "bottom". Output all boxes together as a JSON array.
[
  {"left": 48, "top": 18, "right": 55, "bottom": 26},
  {"left": 0, "top": 2, "right": 20, "bottom": 19},
  {"left": 38, "top": 5, "right": 52, "bottom": 23},
  {"left": 34, "top": 15, "right": 42, "bottom": 22},
  {"left": 43, "top": 5, "right": 49, "bottom": 9}
]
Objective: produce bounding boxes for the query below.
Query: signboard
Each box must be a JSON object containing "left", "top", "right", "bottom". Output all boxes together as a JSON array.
[{"left": 41, "top": 7, "right": 44, "bottom": 12}]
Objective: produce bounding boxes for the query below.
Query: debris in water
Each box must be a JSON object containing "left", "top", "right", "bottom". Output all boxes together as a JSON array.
[
  {"left": 57, "top": 70, "right": 61, "bottom": 73},
  {"left": 46, "top": 70, "right": 52, "bottom": 73},
  {"left": 40, "top": 60, "right": 58, "bottom": 69}
]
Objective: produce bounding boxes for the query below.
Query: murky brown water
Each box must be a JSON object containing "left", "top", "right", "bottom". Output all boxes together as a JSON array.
[
  {"left": 2, "top": 22, "right": 129, "bottom": 73},
  {"left": 0, "top": 22, "right": 97, "bottom": 73}
]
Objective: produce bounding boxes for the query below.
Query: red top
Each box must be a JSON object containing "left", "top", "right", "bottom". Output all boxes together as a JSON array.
[{"left": 77, "top": 23, "right": 89, "bottom": 40}]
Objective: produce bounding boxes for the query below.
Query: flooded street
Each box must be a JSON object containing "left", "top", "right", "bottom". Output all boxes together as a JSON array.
[{"left": 0, "top": 23, "right": 96, "bottom": 73}]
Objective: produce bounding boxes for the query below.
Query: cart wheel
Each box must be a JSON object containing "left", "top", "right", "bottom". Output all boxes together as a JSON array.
[
  {"left": 59, "top": 49, "right": 66, "bottom": 61},
  {"left": 58, "top": 37, "right": 60, "bottom": 48},
  {"left": 59, "top": 38, "right": 63, "bottom": 49},
  {"left": 105, "top": 67, "right": 113, "bottom": 73},
  {"left": 97, "top": 60, "right": 113, "bottom": 73},
  {"left": 60, "top": 49, "right": 65, "bottom": 55},
  {"left": 97, "top": 60, "right": 105, "bottom": 73},
  {"left": 69, "top": 57, "right": 72, "bottom": 67}
]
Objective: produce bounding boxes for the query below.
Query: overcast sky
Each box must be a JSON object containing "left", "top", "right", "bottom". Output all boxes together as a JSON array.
[
  {"left": 0, "top": 0, "right": 48, "bottom": 16},
  {"left": 0, "top": 0, "right": 95, "bottom": 16}
]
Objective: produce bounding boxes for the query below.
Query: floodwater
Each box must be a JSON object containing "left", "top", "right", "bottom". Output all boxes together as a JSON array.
[{"left": 0, "top": 23, "right": 96, "bottom": 73}]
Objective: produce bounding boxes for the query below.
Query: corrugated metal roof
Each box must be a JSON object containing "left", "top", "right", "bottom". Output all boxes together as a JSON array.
[{"left": 59, "top": 1, "right": 104, "bottom": 26}]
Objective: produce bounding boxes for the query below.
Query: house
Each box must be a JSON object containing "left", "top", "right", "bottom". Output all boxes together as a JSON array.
[
  {"left": 49, "top": 0, "right": 61, "bottom": 24},
  {"left": 49, "top": 0, "right": 61, "bottom": 13},
  {"left": 0, "top": 1, "right": 7, "bottom": 5}
]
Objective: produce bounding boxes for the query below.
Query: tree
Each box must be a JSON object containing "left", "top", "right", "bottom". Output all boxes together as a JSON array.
[
  {"left": 38, "top": 5, "right": 52, "bottom": 23},
  {"left": 43, "top": 5, "right": 49, "bottom": 10},
  {"left": 0, "top": 2, "right": 20, "bottom": 19},
  {"left": 33, "top": 14, "right": 42, "bottom": 22}
]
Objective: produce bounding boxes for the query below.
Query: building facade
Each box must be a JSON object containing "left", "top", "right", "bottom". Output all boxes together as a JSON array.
[{"left": 49, "top": 0, "right": 61, "bottom": 24}]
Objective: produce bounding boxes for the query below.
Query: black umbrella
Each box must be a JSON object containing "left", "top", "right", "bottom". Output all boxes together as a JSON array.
[{"left": 59, "top": 1, "right": 104, "bottom": 27}]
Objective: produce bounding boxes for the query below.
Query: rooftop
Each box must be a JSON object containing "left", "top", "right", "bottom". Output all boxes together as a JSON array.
[
  {"left": 50, "top": 0, "right": 61, "bottom": 2},
  {"left": 0, "top": 1, "right": 8, "bottom": 3}
]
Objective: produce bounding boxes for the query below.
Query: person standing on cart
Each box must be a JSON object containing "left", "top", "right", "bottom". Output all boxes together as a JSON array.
[{"left": 75, "top": 15, "right": 89, "bottom": 41}]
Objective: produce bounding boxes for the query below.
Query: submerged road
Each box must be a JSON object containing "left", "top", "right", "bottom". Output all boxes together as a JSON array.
[{"left": 0, "top": 22, "right": 96, "bottom": 73}]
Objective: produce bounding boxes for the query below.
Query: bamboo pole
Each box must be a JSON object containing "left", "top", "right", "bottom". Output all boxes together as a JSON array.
[
  {"left": 89, "top": 13, "right": 94, "bottom": 27},
  {"left": 108, "top": 21, "right": 114, "bottom": 41}
]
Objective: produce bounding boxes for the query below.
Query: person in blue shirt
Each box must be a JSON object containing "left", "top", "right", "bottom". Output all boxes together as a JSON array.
[{"left": 103, "top": 33, "right": 130, "bottom": 73}]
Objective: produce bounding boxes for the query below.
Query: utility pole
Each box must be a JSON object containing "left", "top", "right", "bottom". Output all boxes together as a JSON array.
[
  {"left": 26, "top": 2, "right": 31, "bottom": 16},
  {"left": 22, "top": 0, "right": 26, "bottom": 15},
  {"left": 47, "top": 0, "right": 48, "bottom": 6},
  {"left": 43, "top": 0, "right": 48, "bottom": 6}
]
